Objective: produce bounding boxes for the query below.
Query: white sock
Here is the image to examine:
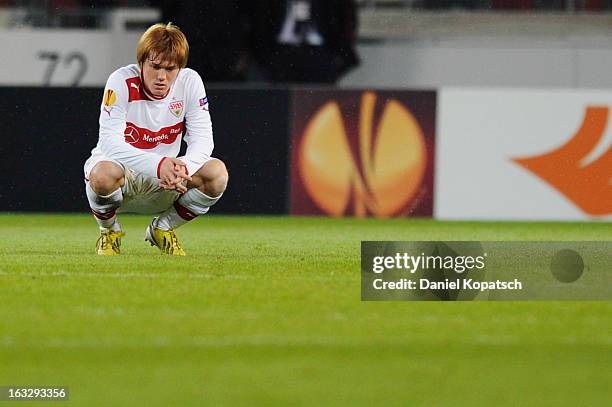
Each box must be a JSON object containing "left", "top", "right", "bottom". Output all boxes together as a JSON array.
[
  {"left": 98, "top": 217, "right": 122, "bottom": 232},
  {"left": 86, "top": 182, "right": 123, "bottom": 231},
  {"left": 154, "top": 209, "right": 186, "bottom": 231},
  {"left": 154, "top": 188, "right": 222, "bottom": 231}
]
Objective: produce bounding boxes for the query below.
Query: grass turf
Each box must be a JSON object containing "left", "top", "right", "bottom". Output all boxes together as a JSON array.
[{"left": 0, "top": 214, "right": 610, "bottom": 406}]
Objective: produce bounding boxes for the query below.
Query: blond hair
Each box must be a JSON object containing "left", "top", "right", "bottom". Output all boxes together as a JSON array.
[{"left": 136, "top": 22, "right": 189, "bottom": 68}]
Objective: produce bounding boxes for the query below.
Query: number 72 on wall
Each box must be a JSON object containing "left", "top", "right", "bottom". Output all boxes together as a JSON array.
[{"left": 37, "top": 50, "right": 88, "bottom": 87}]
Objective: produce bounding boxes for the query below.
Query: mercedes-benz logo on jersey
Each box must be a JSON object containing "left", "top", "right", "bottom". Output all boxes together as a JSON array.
[{"left": 124, "top": 125, "right": 140, "bottom": 144}]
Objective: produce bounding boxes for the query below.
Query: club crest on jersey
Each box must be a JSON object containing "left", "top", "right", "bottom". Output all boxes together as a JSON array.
[{"left": 168, "top": 100, "right": 184, "bottom": 117}]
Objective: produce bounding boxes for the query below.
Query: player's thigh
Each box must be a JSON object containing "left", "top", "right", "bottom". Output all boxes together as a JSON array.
[
  {"left": 186, "top": 157, "right": 227, "bottom": 188},
  {"left": 120, "top": 169, "right": 180, "bottom": 214}
]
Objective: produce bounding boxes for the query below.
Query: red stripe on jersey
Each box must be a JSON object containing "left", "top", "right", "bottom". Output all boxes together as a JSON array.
[
  {"left": 124, "top": 121, "right": 184, "bottom": 149},
  {"left": 125, "top": 77, "right": 152, "bottom": 102},
  {"left": 174, "top": 200, "right": 198, "bottom": 221}
]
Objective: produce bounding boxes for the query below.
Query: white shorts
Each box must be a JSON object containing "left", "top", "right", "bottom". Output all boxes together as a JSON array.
[{"left": 84, "top": 153, "right": 209, "bottom": 214}]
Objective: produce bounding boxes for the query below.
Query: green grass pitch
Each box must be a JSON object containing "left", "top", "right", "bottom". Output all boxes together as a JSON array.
[{"left": 0, "top": 214, "right": 610, "bottom": 406}]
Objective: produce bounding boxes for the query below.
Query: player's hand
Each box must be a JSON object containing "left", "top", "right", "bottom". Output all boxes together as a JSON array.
[
  {"left": 160, "top": 170, "right": 188, "bottom": 193},
  {"left": 159, "top": 157, "right": 192, "bottom": 193}
]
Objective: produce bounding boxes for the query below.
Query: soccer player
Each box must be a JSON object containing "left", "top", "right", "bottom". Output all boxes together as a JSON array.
[{"left": 83, "top": 22, "right": 228, "bottom": 256}]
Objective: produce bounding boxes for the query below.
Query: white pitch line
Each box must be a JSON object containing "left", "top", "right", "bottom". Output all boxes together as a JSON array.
[
  {"left": 0, "top": 334, "right": 609, "bottom": 349},
  {"left": 0, "top": 270, "right": 351, "bottom": 281}
]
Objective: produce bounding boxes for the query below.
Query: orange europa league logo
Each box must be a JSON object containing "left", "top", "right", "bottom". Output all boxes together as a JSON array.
[
  {"left": 512, "top": 106, "right": 612, "bottom": 216},
  {"left": 297, "top": 92, "right": 428, "bottom": 217}
]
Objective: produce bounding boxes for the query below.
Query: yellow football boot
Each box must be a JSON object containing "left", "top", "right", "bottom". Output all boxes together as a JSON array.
[
  {"left": 96, "top": 230, "right": 125, "bottom": 255},
  {"left": 145, "top": 220, "right": 186, "bottom": 256}
]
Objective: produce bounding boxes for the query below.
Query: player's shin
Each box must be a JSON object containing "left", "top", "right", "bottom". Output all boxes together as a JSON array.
[
  {"left": 85, "top": 182, "right": 123, "bottom": 232},
  {"left": 154, "top": 188, "right": 222, "bottom": 231}
]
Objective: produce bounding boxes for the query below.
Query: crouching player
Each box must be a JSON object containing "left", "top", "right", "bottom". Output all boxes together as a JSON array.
[{"left": 83, "top": 22, "right": 228, "bottom": 256}]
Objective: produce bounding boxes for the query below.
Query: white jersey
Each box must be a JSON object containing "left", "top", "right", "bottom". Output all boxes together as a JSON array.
[{"left": 89, "top": 64, "right": 213, "bottom": 178}]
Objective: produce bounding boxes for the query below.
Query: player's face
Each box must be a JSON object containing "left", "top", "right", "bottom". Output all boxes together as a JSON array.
[{"left": 141, "top": 54, "right": 179, "bottom": 97}]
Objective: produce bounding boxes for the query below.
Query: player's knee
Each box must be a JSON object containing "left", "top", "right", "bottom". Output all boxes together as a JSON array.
[
  {"left": 206, "top": 159, "right": 228, "bottom": 197},
  {"left": 89, "top": 161, "right": 124, "bottom": 195},
  {"left": 195, "top": 159, "right": 228, "bottom": 197}
]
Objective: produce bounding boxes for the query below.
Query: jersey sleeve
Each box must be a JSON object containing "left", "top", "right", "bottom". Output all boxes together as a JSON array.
[
  {"left": 181, "top": 71, "right": 215, "bottom": 176},
  {"left": 97, "top": 71, "right": 165, "bottom": 178}
]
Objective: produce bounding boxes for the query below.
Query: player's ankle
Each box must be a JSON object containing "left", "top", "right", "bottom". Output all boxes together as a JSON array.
[
  {"left": 99, "top": 221, "right": 122, "bottom": 233},
  {"left": 153, "top": 217, "right": 172, "bottom": 231}
]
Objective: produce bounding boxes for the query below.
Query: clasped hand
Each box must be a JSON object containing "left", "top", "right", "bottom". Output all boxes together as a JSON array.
[{"left": 159, "top": 157, "right": 192, "bottom": 193}]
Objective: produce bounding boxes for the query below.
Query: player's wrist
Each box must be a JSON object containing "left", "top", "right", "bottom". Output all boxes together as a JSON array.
[{"left": 156, "top": 157, "right": 168, "bottom": 179}]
